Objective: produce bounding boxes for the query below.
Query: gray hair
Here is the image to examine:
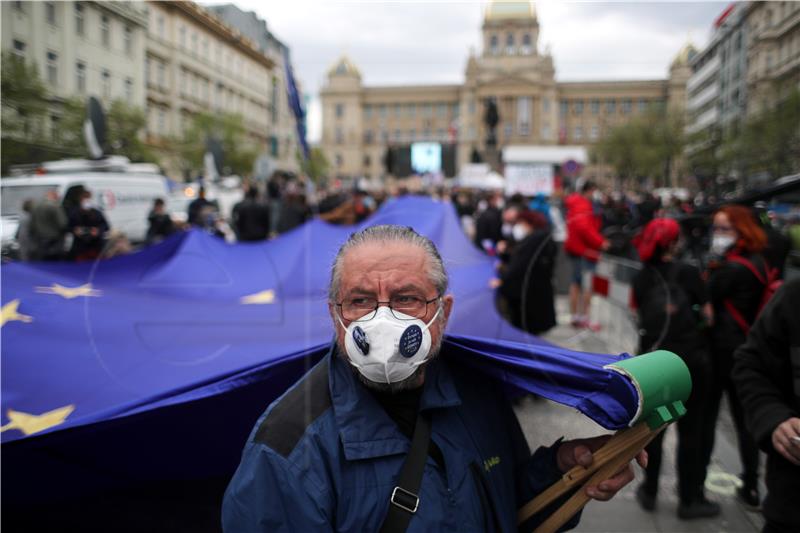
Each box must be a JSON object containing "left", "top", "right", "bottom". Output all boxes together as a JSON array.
[{"left": 328, "top": 225, "right": 448, "bottom": 302}]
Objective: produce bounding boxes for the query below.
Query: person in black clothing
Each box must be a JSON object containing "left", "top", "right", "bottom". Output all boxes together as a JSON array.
[
  {"left": 497, "top": 211, "right": 556, "bottom": 334},
  {"left": 474, "top": 192, "right": 504, "bottom": 253},
  {"left": 146, "top": 198, "right": 175, "bottom": 245},
  {"left": 68, "top": 190, "right": 110, "bottom": 261},
  {"left": 631, "top": 218, "right": 719, "bottom": 519},
  {"left": 187, "top": 187, "right": 213, "bottom": 227},
  {"left": 733, "top": 279, "right": 800, "bottom": 533},
  {"left": 232, "top": 186, "right": 271, "bottom": 242},
  {"left": 705, "top": 204, "right": 770, "bottom": 509},
  {"left": 276, "top": 191, "right": 309, "bottom": 235}
]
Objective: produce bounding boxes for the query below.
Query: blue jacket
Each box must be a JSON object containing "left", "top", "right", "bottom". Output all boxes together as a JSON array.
[{"left": 222, "top": 343, "right": 578, "bottom": 532}]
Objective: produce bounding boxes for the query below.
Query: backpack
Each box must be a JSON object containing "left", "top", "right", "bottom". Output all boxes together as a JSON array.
[
  {"left": 723, "top": 255, "right": 782, "bottom": 335},
  {"left": 638, "top": 263, "right": 697, "bottom": 351}
]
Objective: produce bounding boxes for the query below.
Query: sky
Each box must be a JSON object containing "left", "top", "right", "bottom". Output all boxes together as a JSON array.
[{"left": 205, "top": 1, "right": 731, "bottom": 142}]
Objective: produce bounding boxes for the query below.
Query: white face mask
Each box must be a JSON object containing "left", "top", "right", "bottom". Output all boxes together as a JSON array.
[
  {"left": 339, "top": 305, "right": 440, "bottom": 384},
  {"left": 512, "top": 223, "right": 530, "bottom": 242},
  {"left": 710, "top": 234, "right": 736, "bottom": 255},
  {"left": 81, "top": 199, "right": 93, "bottom": 210}
]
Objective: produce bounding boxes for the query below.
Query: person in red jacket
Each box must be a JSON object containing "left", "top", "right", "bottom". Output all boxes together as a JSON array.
[{"left": 564, "top": 181, "right": 609, "bottom": 328}]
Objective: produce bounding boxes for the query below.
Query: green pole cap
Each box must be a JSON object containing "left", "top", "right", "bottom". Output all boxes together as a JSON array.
[{"left": 605, "top": 350, "right": 692, "bottom": 429}]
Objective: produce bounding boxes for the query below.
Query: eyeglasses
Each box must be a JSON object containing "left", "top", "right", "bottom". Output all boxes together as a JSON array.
[{"left": 336, "top": 295, "right": 441, "bottom": 322}]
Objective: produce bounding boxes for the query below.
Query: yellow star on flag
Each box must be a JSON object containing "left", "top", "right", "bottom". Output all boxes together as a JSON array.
[
  {"left": 1, "top": 299, "right": 33, "bottom": 327},
  {"left": 35, "top": 283, "right": 102, "bottom": 299},
  {"left": 0, "top": 405, "right": 75, "bottom": 436},
  {"left": 240, "top": 289, "right": 276, "bottom": 305}
]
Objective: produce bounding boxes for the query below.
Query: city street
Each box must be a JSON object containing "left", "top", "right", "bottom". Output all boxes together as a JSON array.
[{"left": 513, "top": 296, "right": 765, "bottom": 533}]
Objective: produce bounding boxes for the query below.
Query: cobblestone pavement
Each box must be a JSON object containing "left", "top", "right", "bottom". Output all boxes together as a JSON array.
[{"left": 512, "top": 296, "right": 765, "bottom": 533}]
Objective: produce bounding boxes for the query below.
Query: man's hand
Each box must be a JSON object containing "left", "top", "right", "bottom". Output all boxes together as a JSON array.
[
  {"left": 489, "top": 278, "right": 502, "bottom": 289},
  {"left": 496, "top": 240, "right": 508, "bottom": 254},
  {"left": 556, "top": 435, "right": 647, "bottom": 501},
  {"left": 772, "top": 417, "right": 800, "bottom": 465}
]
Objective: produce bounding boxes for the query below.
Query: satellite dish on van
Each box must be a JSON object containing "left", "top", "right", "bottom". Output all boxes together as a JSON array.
[{"left": 83, "top": 97, "right": 107, "bottom": 160}]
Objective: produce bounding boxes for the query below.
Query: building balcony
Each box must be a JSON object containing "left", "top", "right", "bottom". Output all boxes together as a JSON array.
[
  {"left": 687, "top": 83, "right": 720, "bottom": 111},
  {"left": 687, "top": 55, "right": 721, "bottom": 93},
  {"left": 685, "top": 106, "right": 719, "bottom": 135}
]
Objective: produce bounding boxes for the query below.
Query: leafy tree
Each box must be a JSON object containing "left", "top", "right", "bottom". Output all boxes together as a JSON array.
[
  {"left": 592, "top": 107, "right": 685, "bottom": 188},
  {"left": 298, "top": 147, "right": 329, "bottom": 184},
  {"left": 177, "top": 112, "right": 258, "bottom": 177}
]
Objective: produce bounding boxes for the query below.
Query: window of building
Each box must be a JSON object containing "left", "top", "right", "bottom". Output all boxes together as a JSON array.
[
  {"left": 409, "top": 129, "right": 416, "bottom": 141},
  {"left": 591, "top": 100, "right": 600, "bottom": 115},
  {"left": 202, "top": 39, "right": 209, "bottom": 59},
  {"left": 335, "top": 103, "right": 344, "bottom": 118},
  {"left": 101, "top": 69, "right": 111, "bottom": 99},
  {"left": 542, "top": 97, "right": 550, "bottom": 113},
  {"left": 452, "top": 103, "right": 459, "bottom": 116},
  {"left": 590, "top": 125, "right": 599, "bottom": 140},
  {"left": 423, "top": 103, "right": 432, "bottom": 117},
  {"left": 468, "top": 99, "right": 476, "bottom": 114},
  {"left": 606, "top": 99, "right": 616, "bottom": 113},
  {"left": 574, "top": 100, "right": 584, "bottom": 115},
  {"left": 363, "top": 155, "right": 371, "bottom": 167},
  {"left": 379, "top": 104, "right": 387, "bottom": 119},
  {"left": 364, "top": 130, "right": 373, "bottom": 144},
  {"left": 490, "top": 34, "right": 499, "bottom": 55},
  {"left": 621, "top": 99, "right": 632, "bottom": 114},
  {"left": 437, "top": 103, "right": 447, "bottom": 118},
  {"left": 45, "top": 2, "right": 56, "bottom": 25},
  {"left": 506, "top": 33, "right": 515, "bottom": 55},
  {"left": 271, "top": 76, "right": 278, "bottom": 123},
  {"left": 560, "top": 100, "right": 568, "bottom": 116},
  {"left": 521, "top": 33, "right": 532, "bottom": 55},
  {"left": 517, "top": 97, "right": 531, "bottom": 136},
  {"left": 76, "top": 61, "right": 86, "bottom": 92},
  {"left": 504, "top": 122, "right": 513, "bottom": 138},
  {"left": 394, "top": 104, "right": 402, "bottom": 118},
  {"left": 51, "top": 114, "right": 60, "bottom": 142},
  {"left": 157, "top": 16, "right": 165, "bottom": 39},
  {"left": 541, "top": 125, "right": 551, "bottom": 139},
  {"left": 394, "top": 129, "right": 401, "bottom": 141},
  {"left": 191, "top": 32, "right": 198, "bottom": 54},
  {"left": 12, "top": 40, "right": 26, "bottom": 60},
  {"left": 125, "top": 77, "right": 133, "bottom": 101},
  {"left": 381, "top": 130, "right": 389, "bottom": 143},
  {"left": 423, "top": 128, "right": 431, "bottom": 140},
  {"left": 638, "top": 99, "right": 648, "bottom": 112},
  {"left": 75, "top": 3, "right": 84, "bottom": 36},
  {"left": 407, "top": 103, "right": 416, "bottom": 117},
  {"left": 46, "top": 51, "right": 58, "bottom": 85},
  {"left": 101, "top": 15, "right": 110, "bottom": 47},
  {"left": 335, "top": 128, "right": 344, "bottom": 144},
  {"left": 157, "top": 108, "right": 166, "bottom": 134},
  {"left": 179, "top": 26, "right": 186, "bottom": 48},
  {"left": 157, "top": 61, "right": 165, "bottom": 87},
  {"left": 124, "top": 26, "right": 133, "bottom": 55},
  {"left": 574, "top": 126, "right": 583, "bottom": 140},
  {"left": 436, "top": 128, "right": 444, "bottom": 140},
  {"left": 335, "top": 154, "right": 343, "bottom": 168},
  {"left": 364, "top": 105, "right": 372, "bottom": 119}
]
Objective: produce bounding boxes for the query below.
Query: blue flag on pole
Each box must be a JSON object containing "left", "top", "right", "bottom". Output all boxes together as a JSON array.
[
  {"left": 282, "top": 47, "right": 309, "bottom": 160},
  {"left": 1, "top": 197, "right": 637, "bottom": 503}
]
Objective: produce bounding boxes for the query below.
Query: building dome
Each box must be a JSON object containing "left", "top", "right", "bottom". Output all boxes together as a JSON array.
[
  {"left": 672, "top": 42, "right": 698, "bottom": 67},
  {"left": 328, "top": 56, "right": 361, "bottom": 78},
  {"left": 485, "top": 0, "right": 536, "bottom": 20}
]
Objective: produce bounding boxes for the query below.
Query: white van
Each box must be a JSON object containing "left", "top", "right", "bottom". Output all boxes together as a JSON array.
[{"left": 1, "top": 157, "right": 171, "bottom": 254}]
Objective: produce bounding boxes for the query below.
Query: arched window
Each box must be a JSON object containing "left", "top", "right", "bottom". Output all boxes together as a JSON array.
[
  {"left": 490, "top": 34, "right": 499, "bottom": 55},
  {"left": 522, "top": 33, "right": 532, "bottom": 54},
  {"left": 506, "top": 33, "right": 515, "bottom": 54}
]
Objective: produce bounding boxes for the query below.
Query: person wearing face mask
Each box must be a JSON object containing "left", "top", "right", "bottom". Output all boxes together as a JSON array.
[
  {"left": 223, "top": 225, "right": 644, "bottom": 532},
  {"left": 473, "top": 192, "right": 505, "bottom": 254},
  {"left": 496, "top": 211, "right": 557, "bottom": 334},
  {"left": 631, "top": 218, "right": 718, "bottom": 519},
  {"left": 67, "top": 190, "right": 110, "bottom": 262},
  {"left": 704, "top": 204, "right": 771, "bottom": 510}
]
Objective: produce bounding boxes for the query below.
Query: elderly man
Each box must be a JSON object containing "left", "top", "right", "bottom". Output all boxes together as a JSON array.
[{"left": 223, "top": 225, "right": 643, "bottom": 532}]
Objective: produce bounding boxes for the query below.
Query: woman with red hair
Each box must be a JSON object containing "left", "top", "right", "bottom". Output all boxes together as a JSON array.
[
  {"left": 632, "top": 218, "right": 718, "bottom": 519},
  {"left": 705, "top": 204, "right": 770, "bottom": 510}
]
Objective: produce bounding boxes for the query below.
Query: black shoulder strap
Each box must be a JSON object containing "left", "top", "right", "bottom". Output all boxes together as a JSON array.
[{"left": 379, "top": 412, "right": 432, "bottom": 533}]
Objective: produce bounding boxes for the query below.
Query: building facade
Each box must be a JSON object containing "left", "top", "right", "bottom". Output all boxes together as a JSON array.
[
  {"left": 320, "top": 1, "right": 690, "bottom": 183},
  {"left": 207, "top": 4, "right": 300, "bottom": 174},
  {"left": 144, "top": 0, "right": 274, "bottom": 177},
  {"left": 744, "top": 0, "right": 800, "bottom": 115},
  {"left": 1, "top": 0, "right": 148, "bottom": 141}
]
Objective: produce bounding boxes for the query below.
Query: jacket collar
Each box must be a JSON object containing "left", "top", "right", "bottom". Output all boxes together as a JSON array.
[{"left": 328, "top": 343, "right": 461, "bottom": 461}]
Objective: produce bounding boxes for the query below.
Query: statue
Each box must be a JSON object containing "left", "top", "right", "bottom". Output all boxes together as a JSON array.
[{"left": 484, "top": 98, "right": 499, "bottom": 148}]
